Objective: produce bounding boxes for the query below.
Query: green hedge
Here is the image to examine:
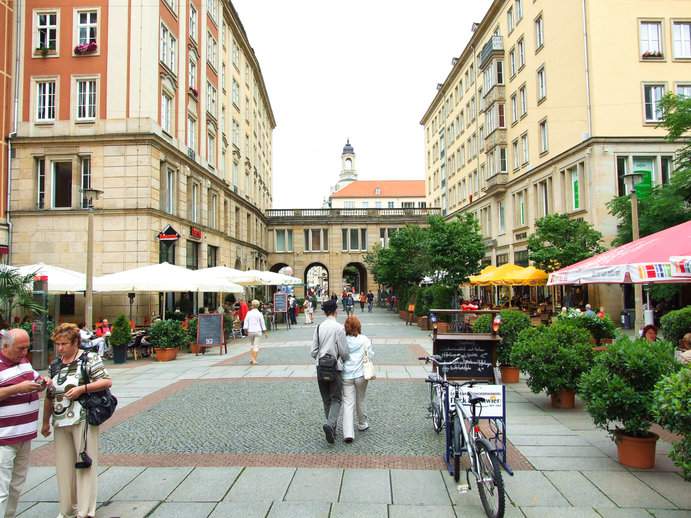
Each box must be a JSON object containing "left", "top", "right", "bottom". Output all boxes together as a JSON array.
[
  {"left": 653, "top": 367, "right": 691, "bottom": 480},
  {"left": 473, "top": 310, "right": 531, "bottom": 365},
  {"left": 660, "top": 306, "right": 691, "bottom": 345},
  {"left": 556, "top": 313, "right": 616, "bottom": 341}
]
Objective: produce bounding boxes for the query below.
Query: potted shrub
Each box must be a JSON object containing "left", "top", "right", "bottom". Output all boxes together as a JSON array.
[
  {"left": 557, "top": 311, "right": 616, "bottom": 346},
  {"left": 511, "top": 322, "right": 593, "bottom": 408},
  {"left": 149, "top": 319, "right": 188, "bottom": 361},
  {"left": 653, "top": 367, "right": 691, "bottom": 480},
  {"left": 109, "top": 314, "right": 131, "bottom": 364},
  {"left": 473, "top": 310, "right": 531, "bottom": 383},
  {"left": 579, "top": 337, "right": 679, "bottom": 469},
  {"left": 660, "top": 306, "right": 691, "bottom": 346},
  {"left": 187, "top": 318, "right": 200, "bottom": 354}
]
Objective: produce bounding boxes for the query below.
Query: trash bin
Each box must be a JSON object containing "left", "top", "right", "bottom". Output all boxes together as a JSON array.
[{"left": 620, "top": 309, "right": 633, "bottom": 330}]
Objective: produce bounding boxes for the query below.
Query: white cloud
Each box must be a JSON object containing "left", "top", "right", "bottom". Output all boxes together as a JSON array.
[{"left": 232, "top": 0, "right": 493, "bottom": 208}]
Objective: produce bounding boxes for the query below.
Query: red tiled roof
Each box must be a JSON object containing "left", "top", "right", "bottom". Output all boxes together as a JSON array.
[{"left": 331, "top": 180, "right": 425, "bottom": 198}]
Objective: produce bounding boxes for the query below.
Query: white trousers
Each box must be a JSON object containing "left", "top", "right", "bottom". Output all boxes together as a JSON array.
[
  {"left": 54, "top": 421, "right": 99, "bottom": 518},
  {"left": 0, "top": 441, "right": 31, "bottom": 518},
  {"left": 342, "top": 376, "right": 369, "bottom": 439}
]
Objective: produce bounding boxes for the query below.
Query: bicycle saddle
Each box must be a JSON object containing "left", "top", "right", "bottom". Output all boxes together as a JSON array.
[{"left": 468, "top": 394, "right": 486, "bottom": 406}]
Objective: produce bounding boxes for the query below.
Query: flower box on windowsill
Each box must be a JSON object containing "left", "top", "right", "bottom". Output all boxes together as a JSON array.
[
  {"left": 641, "top": 50, "right": 664, "bottom": 60},
  {"left": 189, "top": 87, "right": 199, "bottom": 98},
  {"left": 35, "top": 47, "right": 56, "bottom": 57},
  {"left": 74, "top": 42, "right": 98, "bottom": 55}
]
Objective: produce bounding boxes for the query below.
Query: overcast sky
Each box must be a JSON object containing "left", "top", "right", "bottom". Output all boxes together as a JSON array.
[{"left": 232, "top": 0, "right": 493, "bottom": 208}]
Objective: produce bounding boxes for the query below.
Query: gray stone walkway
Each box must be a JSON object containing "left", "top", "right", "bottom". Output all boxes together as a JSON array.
[{"left": 23, "top": 308, "right": 689, "bottom": 517}]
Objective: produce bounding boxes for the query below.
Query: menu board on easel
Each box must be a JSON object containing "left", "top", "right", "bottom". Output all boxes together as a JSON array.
[
  {"left": 196, "top": 313, "right": 226, "bottom": 355},
  {"left": 273, "top": 292, "right": 288, "bottom": 315}
]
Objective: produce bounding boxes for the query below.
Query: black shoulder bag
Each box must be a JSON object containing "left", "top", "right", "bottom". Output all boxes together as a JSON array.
[
  {"left": 316, "top": 324, "right": 338, "bottom": 382},
  {"left": 78, "top": 354, "right": 118, "bottom": 426}
]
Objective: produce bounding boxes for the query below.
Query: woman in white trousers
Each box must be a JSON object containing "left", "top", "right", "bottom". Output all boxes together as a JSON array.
[
  {"left": 243, "top": 300, "right": 267, "bottom": 365},
  {"left": 341, "top": 315, "right": 374, "bottom": 443}
]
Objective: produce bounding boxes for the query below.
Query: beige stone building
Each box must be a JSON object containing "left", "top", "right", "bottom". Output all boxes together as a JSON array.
[
  {"left": 422, "top": 0, "right": 691, "bottom": 315},
  {"left": 9, "top": 0, "right": 274, "bottom": 321}
]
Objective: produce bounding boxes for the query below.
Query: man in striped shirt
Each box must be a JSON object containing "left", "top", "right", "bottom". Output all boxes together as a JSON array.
[{"left": 0, "top": 328, "right": 47, "bottom": 518}]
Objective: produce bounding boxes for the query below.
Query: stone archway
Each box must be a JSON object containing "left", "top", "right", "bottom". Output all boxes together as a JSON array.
[
  {"left": 305, "top": 263, "right": 329, "bottom": 299},
  {"left": 270, "top": 262, "right": 289, "bottom": 273},
  {"left": 342, "top": 262, "right": 367, "bottom": 294}
]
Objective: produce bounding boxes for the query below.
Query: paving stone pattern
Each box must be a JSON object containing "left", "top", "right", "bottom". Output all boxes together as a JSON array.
[{"left": 101, "top": 379, "right": 445, "bottom": 457}]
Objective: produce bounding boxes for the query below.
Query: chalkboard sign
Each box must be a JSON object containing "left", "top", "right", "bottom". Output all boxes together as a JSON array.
[
  {"left": 196, "top": 313, "right": 226, "bottom": 355},
  {"left": 432, "top": 334, "right": 499, "bottom": 381},
  {"left": 273, "top": 292, "right": 288, "bottom": 313}
]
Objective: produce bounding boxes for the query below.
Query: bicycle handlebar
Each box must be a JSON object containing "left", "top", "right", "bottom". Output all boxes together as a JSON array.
[{"left": 417, "top": 355, "right": 462, "bottom": 367}]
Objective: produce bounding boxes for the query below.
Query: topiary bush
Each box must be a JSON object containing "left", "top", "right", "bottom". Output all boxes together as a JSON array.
[
  {"left": 511, "top": 321, "right": 593, "bottom": 395},
  {"left": 660, "top": 306, "right": 691, "bottom": 345},
  {"left": 556, "top": 313, "right": 616, "bottom": 342},
  {"left": 579, "top": 337, "right": 678, "bottom": 437},
  {"left": 187, "top": 318, "right": 198, "bottom": 343},
  {"left": 473, "top": 309, "right": 532, "bottom": 365},
  {"left": 148, "top": 319, "right": 188, "bottom": 349},
  {"left": 110, "top": 314, "right": 131, "bottom": 349},
  {"left": 653, "top": 367, "right": 691, "bottom": 480}
]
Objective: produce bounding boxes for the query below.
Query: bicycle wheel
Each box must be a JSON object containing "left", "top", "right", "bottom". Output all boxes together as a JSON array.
[
  {"left": 475, "top": 440, "right": 505, "bottom": 518},
  {"left": 431, "top": 386, "right": 443, "bottom": 434}
]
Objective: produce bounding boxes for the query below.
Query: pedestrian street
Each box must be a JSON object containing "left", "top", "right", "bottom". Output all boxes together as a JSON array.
[{"left": 17, "top": 309, "right": 690, "bottom": 517}]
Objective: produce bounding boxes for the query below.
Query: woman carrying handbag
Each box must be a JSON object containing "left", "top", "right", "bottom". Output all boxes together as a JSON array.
[{"left": 341, "top": 315, "right": 375, "bottom": 443}]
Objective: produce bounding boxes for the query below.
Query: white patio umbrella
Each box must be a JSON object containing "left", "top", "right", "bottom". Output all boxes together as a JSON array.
[
  {"left": 191, "top": 268, "right": 244, "bottom": 293},
  {"left": 244, "top": 269, "right": 303, "bottom": 286},
  {"left": 94, "top": 263, "right": 205, "bottom": 293},
  {"left": 12, "top": 263, "right": 86, "bottom": 293}
]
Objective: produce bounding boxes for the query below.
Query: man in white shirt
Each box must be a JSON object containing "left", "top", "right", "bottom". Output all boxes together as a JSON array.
[{"left": 311, "top": 300, "right": 349, "bottom": 444}]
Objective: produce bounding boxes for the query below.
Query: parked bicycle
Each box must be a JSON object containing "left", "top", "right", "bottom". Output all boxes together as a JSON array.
[
  {"left": 420, "top": 355, "right": 505, "bottom": 518},
  {"left": 419, "top": 355, "right": 460, "bottom": 434}
]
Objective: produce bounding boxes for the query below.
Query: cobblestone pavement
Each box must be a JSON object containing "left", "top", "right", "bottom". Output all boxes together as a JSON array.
[{"left": 21, "top": 308, "right": 690, "bottom": 517}]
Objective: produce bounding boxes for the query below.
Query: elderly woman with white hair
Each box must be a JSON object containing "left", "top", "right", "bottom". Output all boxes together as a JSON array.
[{"left": 243, "top": 300, "right": 267, "bottom": 365}]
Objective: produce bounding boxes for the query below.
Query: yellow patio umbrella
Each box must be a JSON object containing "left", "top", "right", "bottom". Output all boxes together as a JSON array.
[
  {"left": 469, "top": 263, "right": 525, "bottom": 286},
  {"left": 499, "top": 266, "right": 548, "bottom": 286},
  {"left": 467, "top": 264, "right": 497, "bottom": 285}
]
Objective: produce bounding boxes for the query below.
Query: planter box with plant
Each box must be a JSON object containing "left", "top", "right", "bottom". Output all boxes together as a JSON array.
[
  {"left": 187, "top": 318, "right": 200, "bottom": 354},
  {"left": 653, "top": 367, "right": 691, "bottom": 480},
  {"left": 149, "top": 319, "right": 188, "bottom": 361},
  {"left": 74, "top": 42, "right": 98, "bottom": 55},
  {"left": 473, "top": 310, "right": 531, "bottom": 383},
  {"left": 579, "top": 337, "right": 679, "bottom": 468},
  {"left": 556, "top": 311, "right": 616, "bottom": 345},
  {"left": 660, "top": 306, "right": 691, "bottom": 346},
  {"left": 109, "top": 315, "right": 131, "bottom": 364},
  {"left": 511, "top": 322, "right": 593, "bottom": 408}
]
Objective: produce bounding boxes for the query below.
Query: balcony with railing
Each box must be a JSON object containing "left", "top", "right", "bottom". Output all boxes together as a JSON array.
[
  {"left": 479, "top": 35, "right": 504, "bottom": 69},
  {"left": 482, "top": 172, "right": 509, "bottom": 195},
  {"left": 265, "top": 207, "right": 442, "bottom": 223}
]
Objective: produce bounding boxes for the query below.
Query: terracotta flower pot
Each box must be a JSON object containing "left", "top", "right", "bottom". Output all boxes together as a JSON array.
[
  {"left": 500, "top": 365, "right": 520, "bottom": 384},
  {"left": 399, "top": 310, "right": 408, "bottom": 320},
  {"left": 614, "top": 431, "right": 658, "bottom": 469},
  {"left": 418, "top": 316, "right": 428, "bottom": 330},
  {"left": 190, "top": 343, "right": 201, "bottom": 354},
  {"left": 154, "top": 347, "right": 178, "bottom": 362},
  {"left": 550, "top": 389, "right": 576, "bottom": 409},
  {"left": 436, "top": 322, "right": 449, "bottom": 333}
]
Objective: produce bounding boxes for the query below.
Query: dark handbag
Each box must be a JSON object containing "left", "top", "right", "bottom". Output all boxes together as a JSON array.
[
  {"left": 79, "top": 354, "right": 118, "bottom": 426},
  {"left": 315, "top": 324, "right": 338, "bottom": 382}
]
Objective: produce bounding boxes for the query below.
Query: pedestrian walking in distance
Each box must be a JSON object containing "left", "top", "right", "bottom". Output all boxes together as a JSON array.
[
  {"left": 342, "top": 316, "right": 374, "bottom": 443},
  {"left": 0, "top": 329, "right": 49, "bottom": 518},
  {"left": 311, "top": 300, "right": 349, "bottom": 444},
  {"left": 244, "top": 300, "right": 268, "bottom": 365}
]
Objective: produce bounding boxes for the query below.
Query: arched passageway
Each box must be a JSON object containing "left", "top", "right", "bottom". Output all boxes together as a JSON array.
[
  {"left": 305, "top": 263, "right": 329, "bottom": 299},
  {"left": 342, "top": 262, "right": 367, "bottom": 294}
]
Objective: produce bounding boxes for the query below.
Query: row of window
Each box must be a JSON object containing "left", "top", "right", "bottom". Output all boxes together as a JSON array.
[
  {"left": 341, "top": 201, "right": 427, "bottom": 209},
  {"left": 639, "top": 20, "right": 691, "bottom": 59},
  {"left": 274, "top": 228, "right": 401, "bottom": 253},
  {"left": 34, "top": 9, "right": 98, "bottom": 53}
]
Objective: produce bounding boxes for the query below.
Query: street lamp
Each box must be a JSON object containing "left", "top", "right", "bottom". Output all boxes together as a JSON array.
[
  {"left": 82, "top": 187, "right": 103, "bottom": 329},
  {"left": 622, "top": 170, "right": 644, "bottom": 332}
]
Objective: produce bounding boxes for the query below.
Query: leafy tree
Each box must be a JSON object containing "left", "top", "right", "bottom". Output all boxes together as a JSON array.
[
  {"left": 364, "top": 224, "right": 429, "bottom": 291},
  {"left": 110, "top": 315, "right": 132, "bottom": 349},
  {"left": 527, "top": 214, "right": 604, "bottom": 272},
  {"left": 607, "top": 93, "right": 691, "bottom": 245},
  {"left": 426, "top": 214, "right": 485, "bottom": 292},
  {"left": 0, "top": 265, "right": 46, "bottom": 320}
]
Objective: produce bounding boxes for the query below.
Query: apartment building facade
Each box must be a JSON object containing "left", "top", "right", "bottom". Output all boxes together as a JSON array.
[
  {"left": 0, "top": 0, "right": 14, "bottom": 261},
  {"left": 422, "top": 0, "right": 691, "bottom": 314},
  {"left": 8, "top": 0, "right": 275, "bottom": 320}
]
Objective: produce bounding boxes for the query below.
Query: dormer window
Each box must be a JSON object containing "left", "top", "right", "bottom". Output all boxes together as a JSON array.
[{"left": 374, "top": 187, "right": 381, "bottom": 196}]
